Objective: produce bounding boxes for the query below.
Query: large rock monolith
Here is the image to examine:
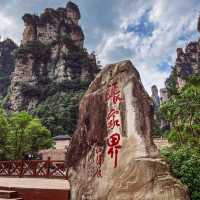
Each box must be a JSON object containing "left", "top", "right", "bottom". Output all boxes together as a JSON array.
[{"left": 66, "top": 60, "right": 189, "bottom": 200}]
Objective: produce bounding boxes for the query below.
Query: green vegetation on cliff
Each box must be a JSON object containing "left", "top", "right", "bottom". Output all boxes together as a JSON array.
[
  {"left": 165, "top": 67, "right": 178, "bottom": 97},
  {"left": 10, "top": 37, "right": 97, "bottom": 137},
  {"left": 31, "top": 79, "right": 90, "bottom": 136},
  {"left": 34, "top": 90, "right": 85, "bottom": 136},
  {"left": 14, "top": 40, "right": 50, "bottom": 62}
]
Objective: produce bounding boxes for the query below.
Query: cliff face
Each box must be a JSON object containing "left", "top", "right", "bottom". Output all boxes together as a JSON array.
[
  {"left": 66, "top": 60, "right": 189, "bottom": 200},
  {"left": 0, "top": 39, "right": 18, "bottom": 97},
  {"left": 175, "top": 41, "right": 200, "bottom": 89},
  {"left": 22, "top": 2, "right": 83, "bottom": 47},
  {"left": 166, "top": 17, "right": 200, "bottom": 92},
  {"left": 8, "top": 1, "right": 99, "bottom": 112}
]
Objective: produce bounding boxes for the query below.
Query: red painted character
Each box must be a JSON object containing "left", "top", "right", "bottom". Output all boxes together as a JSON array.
[
  {"left": 95, "top": 168, "right": 102, "bottom": 178},
  {"left": 96, "top": 147, "right": 104, "bottom": 166},
  {"left": 106, "top": 82, "right": 123, "bottom": 104},
  {"left": 107, "top": 133, "right": 122, "bottom": 168},
  {"left": 107, "top": 109, "right": 120, "bottom": 129},
  {"left": 95, "top": 147, "right": 104, "bottom": 178}
]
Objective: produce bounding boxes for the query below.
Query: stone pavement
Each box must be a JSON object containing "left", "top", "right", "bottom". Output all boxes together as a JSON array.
[{"left": 0, "top": 177, "right": 70, "bottom": 190}]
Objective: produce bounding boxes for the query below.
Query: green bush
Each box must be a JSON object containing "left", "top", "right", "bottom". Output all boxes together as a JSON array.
[{"left": 161, "top": 146, "right": 200, "bottom": 200}]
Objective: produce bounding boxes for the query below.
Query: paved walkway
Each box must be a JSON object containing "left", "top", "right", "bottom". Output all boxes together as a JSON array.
[{"left": 0, "top": 177, "right": 70, "bottom": 190}]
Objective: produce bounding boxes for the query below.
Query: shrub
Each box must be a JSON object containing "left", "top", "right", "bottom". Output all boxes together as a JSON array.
[{"left": 161, "top": 146, "right": 200, "bottom": 200}]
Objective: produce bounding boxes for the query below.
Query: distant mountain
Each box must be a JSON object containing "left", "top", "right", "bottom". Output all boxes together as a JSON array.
[
  {"left": 0, "top": 39, "right": 18, "bottom": 97},
  {"left": 165, "top": 15, "right": 200, "bottom": 96}
]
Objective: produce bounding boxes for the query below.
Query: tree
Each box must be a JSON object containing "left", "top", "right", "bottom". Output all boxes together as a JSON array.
[
  {"left": 0, "top": 109, "right": 9, "bottom": 160},
  {"left": 24, "top": 118, "right": 53, "bottom": 156},
  {"left": 0, "top": 110, "right": 53, "bottom": 160},
  {"left": 161, "top": 75, "right": 200, "bottom": 146}
]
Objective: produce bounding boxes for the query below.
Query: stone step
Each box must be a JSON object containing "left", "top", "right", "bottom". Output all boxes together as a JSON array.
[
  {"left": 0, "top": 190, "right": 23, "bottom": 199},
  {"left": 0, "top": 190, "right": 18, "bottom": 198},
  {"left": 0, "top": 198, "right": 22, "bottom": 200}
]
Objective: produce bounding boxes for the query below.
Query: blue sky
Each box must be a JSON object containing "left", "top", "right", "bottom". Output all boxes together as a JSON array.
[{"left": 0, "top": 0, "right": 200, "bottom": 93}]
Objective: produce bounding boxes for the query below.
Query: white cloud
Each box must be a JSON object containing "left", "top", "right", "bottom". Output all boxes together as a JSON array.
[
  {"left": 96, "top": 0, "right": 200, "bottom": 93},
  {"left": 96, "top": 32, "right": 139, "bottom": 63},
  {"left": 0, "top": 13, "right": 18, "bottom": 41}
]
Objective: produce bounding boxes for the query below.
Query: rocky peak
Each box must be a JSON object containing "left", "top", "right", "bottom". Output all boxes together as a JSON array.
[
  {"left": 22, "top": 1, "right": 84, "bottom": 47},
  {"left": 8, "top": 1, "right": 99, "bottom": 112},
  {"left": 174, "top": 41, "right": 199, "bottom": 89},
  {"left": 160, "top": 88, "right": 168, "bottom": 103},
  {"left": 197, "top": 14, "right": 200, "bottom": 33},
  {"left": 0, "top": 39, "right": 18, "bottom": 67},
  {"left": 66, "top": 1, "right": 81, "bottom": 23},
  {"left": 169, "top": 17, "right": 200, "bottom": 90},
  {"left": 151, "top": 85, "right": 160, "bottom": 109},
  {"left": 0, "top": 39, "right": 18, "bottom": 97}
]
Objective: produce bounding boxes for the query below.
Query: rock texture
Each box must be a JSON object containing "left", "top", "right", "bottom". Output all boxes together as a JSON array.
[
  {"left": 160, "top": 15, "right": 200, "bottom": 98},
  {"left": 8, "top": 1, "right": 99, "bottom": 111},
  {"left": 175, "top": 43, "right": 200, "bottom": 89},
  {"left": 165, "top": 17, "right": 200, "bottom": 92},
  {"left": 151, "top": 85, "right": 160, "bottom": 109},
  {"left": 160, "top": 88, "right": 168, "bottom": 103},
  {"left": 22, "top": 2, "right": 83, "bottom": 47},
  {"left": 66, "top": 60, "right": 189, "bottom": 200},
  {"left": 0, "top": 39, "right": 18, "bottom": 97}
]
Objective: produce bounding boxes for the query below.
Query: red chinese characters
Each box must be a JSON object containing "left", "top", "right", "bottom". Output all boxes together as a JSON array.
[
  {"left": 107, "top": 133, "right": 121, "bottom": 168},
  {"left": 95, "top": 147, "right": 104, "bottom": 177},
  {"left": 106, "top": 82, "right": 123, "bottom": 104},
  {"left": 105, "top": 82, "right": 123, "bottom": 168},
  {"left": 107, "top": 109, "right": 120, "bottom": 129}
]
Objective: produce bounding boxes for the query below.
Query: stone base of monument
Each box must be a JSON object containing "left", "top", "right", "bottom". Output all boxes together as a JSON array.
[{"left": 0, "top": 178, "right": 70, "bottom": 200}]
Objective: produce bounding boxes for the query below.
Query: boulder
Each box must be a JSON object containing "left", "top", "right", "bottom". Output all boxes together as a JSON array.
[{"left": 66, "top": 60, "right": 189, "bottom": 200}]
